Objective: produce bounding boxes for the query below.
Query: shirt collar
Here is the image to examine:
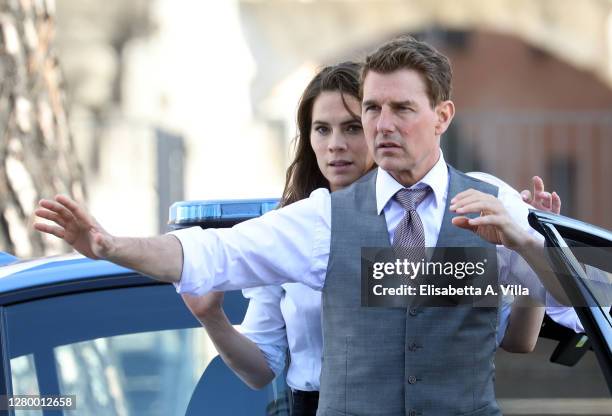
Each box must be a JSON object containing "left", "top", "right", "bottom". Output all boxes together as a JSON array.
[{"left": 376, "top": 149, "right": 448, "bottom": 214}]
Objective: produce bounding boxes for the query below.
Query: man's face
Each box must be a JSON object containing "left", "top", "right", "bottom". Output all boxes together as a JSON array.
[{"left": 362, "top": 69, "right": 451, "bottom": 186}]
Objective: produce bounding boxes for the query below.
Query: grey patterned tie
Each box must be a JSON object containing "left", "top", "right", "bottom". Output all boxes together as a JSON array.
[{"left": 392, "top": 187, "right": 431, "bottom": 259}]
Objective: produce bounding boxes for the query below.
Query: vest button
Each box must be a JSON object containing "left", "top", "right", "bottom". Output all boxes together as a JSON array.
[
  {"left": 409, "top": 308, "right": 418, "bottom": 316},
  {"left": 408, "top": 375, "right": 417, "bottom": 384},
  {"left": 409, "top": 342, "right": 419, "bottom": 352},
  {"left": 408, "top": 409, "right": 417, "bottom": 416}
]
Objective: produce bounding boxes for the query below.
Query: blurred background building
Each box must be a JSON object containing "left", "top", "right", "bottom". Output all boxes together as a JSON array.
[{"left": 2, "top": 0, "right": 612, "bottom": 257}]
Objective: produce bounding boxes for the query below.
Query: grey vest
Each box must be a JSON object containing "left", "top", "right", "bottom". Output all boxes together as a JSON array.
[{"left": 317, "top": 167, "right": 502, "bottom": 416}]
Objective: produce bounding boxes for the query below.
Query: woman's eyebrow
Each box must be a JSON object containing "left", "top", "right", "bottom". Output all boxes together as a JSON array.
[{"left": 340, "top": 118, "right": 361, "bottom": 126}]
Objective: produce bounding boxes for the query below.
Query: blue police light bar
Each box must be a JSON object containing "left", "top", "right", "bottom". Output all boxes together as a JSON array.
[{"left": 168, "top": 198, "right": 280, "bottom": 230}]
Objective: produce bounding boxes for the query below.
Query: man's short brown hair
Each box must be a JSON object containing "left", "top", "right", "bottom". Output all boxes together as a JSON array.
[{"left": 362, "top": 35, "right": 452, "bottom": 108}]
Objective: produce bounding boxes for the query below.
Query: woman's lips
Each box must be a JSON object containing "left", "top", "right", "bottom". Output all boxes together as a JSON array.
[{"left": 329, "top": 160, "right": 353, "bottom": 171}]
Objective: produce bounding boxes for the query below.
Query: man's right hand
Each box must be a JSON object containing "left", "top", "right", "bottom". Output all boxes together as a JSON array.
[{"left": 34, "top": 195, "right": 115, "bottom": 260}]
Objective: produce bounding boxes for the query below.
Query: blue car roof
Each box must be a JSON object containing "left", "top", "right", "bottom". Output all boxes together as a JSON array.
[{"left": 0, "top": 254, "right": 136, "bottom": 294}]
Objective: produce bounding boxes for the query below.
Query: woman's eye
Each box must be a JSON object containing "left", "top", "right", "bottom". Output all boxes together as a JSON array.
[{"left": 314, "top": 125, "right": 329, "bottom": 135}]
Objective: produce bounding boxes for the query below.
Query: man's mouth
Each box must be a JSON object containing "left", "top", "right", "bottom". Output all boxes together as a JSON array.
[{"left": 377, "top": 141, "right": 401, "bottom": 149}]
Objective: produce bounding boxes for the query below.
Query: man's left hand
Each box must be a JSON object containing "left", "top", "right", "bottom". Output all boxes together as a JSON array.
[{"left": 450, "top": 189, "right": 536, "bottom": 251}]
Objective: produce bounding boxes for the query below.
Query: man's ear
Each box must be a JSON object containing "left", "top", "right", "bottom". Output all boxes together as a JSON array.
[{"left": 434, "top": 100, "right": 455, "bottom": 136}]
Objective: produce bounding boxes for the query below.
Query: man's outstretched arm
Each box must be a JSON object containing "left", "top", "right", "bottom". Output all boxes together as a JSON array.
[{"left": 34, "top": 195, "right": 183, "bottom": 283}]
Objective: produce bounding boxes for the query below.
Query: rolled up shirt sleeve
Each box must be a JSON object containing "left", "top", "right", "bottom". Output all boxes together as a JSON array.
[
  {"left": 168, "top": 188, "right": 331, "bottom": 295},
  {"left": 239, "top": 286, "right": 289, "bottom": 377},
  {"left": 545, "top": 297, "right": 585, "bottom": 333}
]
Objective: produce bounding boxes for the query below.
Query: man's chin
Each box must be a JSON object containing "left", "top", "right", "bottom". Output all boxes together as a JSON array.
[{"left": 375, "top": 157, "right": 404, "bottom": 172}]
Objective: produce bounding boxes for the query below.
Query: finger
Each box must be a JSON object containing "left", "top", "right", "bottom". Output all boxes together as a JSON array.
[
  {"left": 450, "top": 188, "right": 482, "bottom": 204},
  {"left": 39, "top": 199, "right": 76, "bottom": 223},
  {"left": 451, "top": 216, "right": 477, "bottom": 232},
  {"left": 55, "top": 195, "right": 94, "bottom": 226},
  {"left": 551, "top": 192, "right": 561, "bottom": 214},
  {"left": 33, "top": 222, "right": 66, "bottom": 239},
  {"left": 453, "top": 199, "right": 501, "bottom": 215},
  {"left": 520, "top": 190, "right": 532, "bottom": 203},
  {"left": 467, "top": 214, "right": 507, "bottom": 227},
  {"left": 450, "top": 192, "right": 495, "bottom": 211},
  {"left": 34, "top": 208, "right": 66, "bottom": 227},
  {"left": 451, "top": 194, "right": 482, "bottom": 211},
  {"left": 535, "top": 191, "right": 552, "bottom": 210},
  {"left": 532, "top": 176, "right": 544, "bottom": 195}
]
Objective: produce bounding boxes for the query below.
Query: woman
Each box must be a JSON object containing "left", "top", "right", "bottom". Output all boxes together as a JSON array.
[{"left": 181, "top": 62, "right": 568, "bottom": 415}]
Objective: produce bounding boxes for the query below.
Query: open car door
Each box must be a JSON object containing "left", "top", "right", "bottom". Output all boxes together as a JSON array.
[{"left": 528, "top": 210, "right": 612, "bottom": 394}]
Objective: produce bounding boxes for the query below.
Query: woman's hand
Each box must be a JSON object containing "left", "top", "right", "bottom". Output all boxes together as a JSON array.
[{"left": 520, "top": 176, "right": 561, "bottom": 214}]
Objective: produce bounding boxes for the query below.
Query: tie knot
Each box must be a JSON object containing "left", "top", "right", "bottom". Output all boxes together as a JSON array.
[{"left": 394, "top": 187, "right": 431, "bottom": 211}]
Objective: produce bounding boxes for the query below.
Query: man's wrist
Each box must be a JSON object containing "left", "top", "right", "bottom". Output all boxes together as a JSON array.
[{"left": 514, "top": 233, "right": 542, "bottom": 258}]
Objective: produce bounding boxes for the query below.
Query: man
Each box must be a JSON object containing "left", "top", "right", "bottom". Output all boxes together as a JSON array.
[{"left": 35, "top": 36, "right": 566, "bottom": 415}]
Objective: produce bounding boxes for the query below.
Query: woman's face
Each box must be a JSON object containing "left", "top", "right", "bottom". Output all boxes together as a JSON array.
[{"left": 310, "top": 91, "right": 374, "bottom": 192}]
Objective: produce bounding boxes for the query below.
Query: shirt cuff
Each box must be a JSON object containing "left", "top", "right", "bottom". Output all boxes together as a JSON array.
[
  {"left": 167, "top": 227, "right": 215, "bottom": 295},
  {"left": 545, "top": 293, "right": 585, "bottom": 333}
]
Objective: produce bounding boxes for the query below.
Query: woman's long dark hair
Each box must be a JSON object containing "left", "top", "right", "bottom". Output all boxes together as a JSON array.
[{"left": 279, "top": 61, "right": 362, "bottom": 207}]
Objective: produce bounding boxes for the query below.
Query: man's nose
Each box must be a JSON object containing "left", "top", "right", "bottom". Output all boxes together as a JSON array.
[
  {"left": 376, "top": 107, "right": 394, "bottom": 135},
  {"left": 328, "top": 131, "right": 348, "bottom": 152}
]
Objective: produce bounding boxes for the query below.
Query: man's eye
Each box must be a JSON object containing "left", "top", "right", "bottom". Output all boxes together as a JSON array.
[{"left": 365, "top": 105, "right": 379, "bottom": 112}]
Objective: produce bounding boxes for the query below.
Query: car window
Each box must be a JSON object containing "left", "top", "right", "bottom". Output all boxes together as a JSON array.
[
  {"left": 9, "top": 354, "right": 40, "bottom": 416},
  {"left": 4, "top": 284, "right": 290, "bottom": 415},
  {"left": 561, "top": 242, "right": 612, "bottom": 313}
]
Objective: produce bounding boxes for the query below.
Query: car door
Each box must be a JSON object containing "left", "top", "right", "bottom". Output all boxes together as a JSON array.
[
  {"left": 528, "top": 210, "right": 612, "bottom": 393},
  {"left": 2, "top": 280, "right": 290, "bottom": 416}
]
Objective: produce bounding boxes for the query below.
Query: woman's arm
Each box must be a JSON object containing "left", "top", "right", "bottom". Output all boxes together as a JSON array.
[
  {"left": 499, "top": 176, "right": 560, "bottom": 353},
  {"left": 181, "top": 291, "right": 276, "bottom": 389},
  {"left": 500, "top": 295, "right": 545, "bottom": 353}
]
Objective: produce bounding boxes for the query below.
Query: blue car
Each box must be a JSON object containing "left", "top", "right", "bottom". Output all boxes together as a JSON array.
[{"left": 0, "top": 200, "right": 610, "bottom": 415}]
